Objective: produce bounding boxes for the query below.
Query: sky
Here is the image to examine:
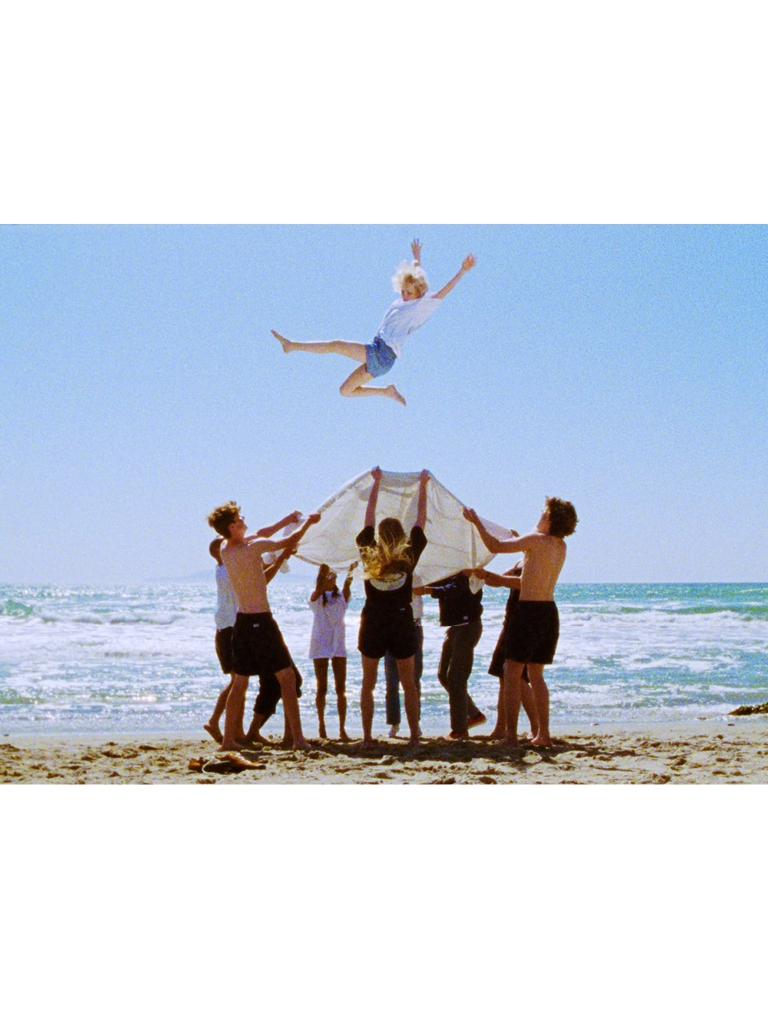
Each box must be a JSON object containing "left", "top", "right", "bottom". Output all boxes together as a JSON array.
[
  {"left": 2, "top": 223, "right": 766, "bottom": 584},
  {"left": 1, "top": 5, "right": 766, "bottom": 586}
]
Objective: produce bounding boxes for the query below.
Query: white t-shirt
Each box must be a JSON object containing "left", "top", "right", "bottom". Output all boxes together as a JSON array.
[
  {"left": 214, "top": 564, "right": 238, "bottom": 630},
  {"left": 309, "top": 591, "right": 348, "bottom": 659},
  {"left": 375, "top": 293, "right": 442, "bottom": 358}
]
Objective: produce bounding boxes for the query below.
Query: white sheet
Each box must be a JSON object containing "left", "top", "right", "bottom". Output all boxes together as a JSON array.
[{"left": 293, "top": 468, "right": 514, "bottom": 585}]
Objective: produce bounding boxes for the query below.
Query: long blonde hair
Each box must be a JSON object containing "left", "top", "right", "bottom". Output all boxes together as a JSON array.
[{"left": 360, "top": 518, "right": 415, "bottom": 582}]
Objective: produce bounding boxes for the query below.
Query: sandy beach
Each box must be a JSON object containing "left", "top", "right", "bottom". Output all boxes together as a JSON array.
[{"left": 1, "top": 716, "right": 766, "bottom": 784}]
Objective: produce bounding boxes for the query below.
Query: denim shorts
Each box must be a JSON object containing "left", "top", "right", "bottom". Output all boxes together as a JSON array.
[{"left": 365, "top": 336, "right": 397, "bottom": 378}]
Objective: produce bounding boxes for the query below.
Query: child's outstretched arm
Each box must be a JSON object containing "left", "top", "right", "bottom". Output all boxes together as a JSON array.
[
  {"left": 256, "top": 512, "right": 321, "bottom": 554},
  {"left": 463, "top": 507, "right": 520, "bottom": 554},
  {"left": 255, "top": 510, "right": 302, "bottom": 538},
  {"left": 342, "top": 562, "right": 357, "bottom": 603},
  {"left": 433, "top": 253, "right": 476, "bottom": 300},
  {"left": 265, "top": 541, "right": 297, "bottom": 583},
  {"left": 416, "top": 469, "right": 430, "bottom": 530},
  {"left": 411, "top": 238, "right": 422, "bottom": 266},
  {"left": 364, "top": 467, "right": 382, "bottom": 529}
]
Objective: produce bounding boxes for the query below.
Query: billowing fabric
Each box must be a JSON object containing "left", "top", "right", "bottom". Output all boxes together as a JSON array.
[{"left": 293, "top": 468, "right": 514, "bottom": 586}]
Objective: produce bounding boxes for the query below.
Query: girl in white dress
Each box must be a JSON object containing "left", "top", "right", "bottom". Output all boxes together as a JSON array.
[
  {"left": 309, "top": 562, "right": 356, "bottom": 740},
  {"left": 272, "top": 239, "right": 475, "bottom": 406}
]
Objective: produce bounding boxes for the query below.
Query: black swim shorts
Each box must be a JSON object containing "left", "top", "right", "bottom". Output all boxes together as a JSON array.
[
  {"left": 253, "top": 663, "right": 303, "bottom": 720},
  {"left": 505, "top": 600, "right": 560, "bottom": 665},
  {"left": 232, "top": 612, "right": 292, "bottom": 678},
  {"left": 215, "top": 627, "right": 235, "bottom": 675},
  {"left": 358, "top": 608, "right": 418, "bottom": 661}
]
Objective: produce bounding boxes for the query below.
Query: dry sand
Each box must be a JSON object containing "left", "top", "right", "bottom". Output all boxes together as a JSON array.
[{"left": 1, "top": 717, "right": 767, "bottom": 784}]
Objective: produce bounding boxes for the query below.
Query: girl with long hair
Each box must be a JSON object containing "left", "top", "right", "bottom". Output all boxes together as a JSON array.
[
  {"left": 356, "top": 467, "right": 430, "bottom": 749},
  {"left": 309, "top": 561, "right": 356, "bottom": 741}
]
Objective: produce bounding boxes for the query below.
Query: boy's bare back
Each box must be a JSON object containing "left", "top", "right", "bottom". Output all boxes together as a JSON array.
[{"left": 517, "top": 533, "right": 567, "bottom": 601}]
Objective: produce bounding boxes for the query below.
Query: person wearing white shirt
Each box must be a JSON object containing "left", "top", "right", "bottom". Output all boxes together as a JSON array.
[{"left": 272, "top": 239, "right": 475, "bottom": 406}]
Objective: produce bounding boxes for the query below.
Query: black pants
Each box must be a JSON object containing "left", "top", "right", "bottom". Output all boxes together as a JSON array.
[{"left": 437, "top": 620, "right": 483, "bottom": 733}]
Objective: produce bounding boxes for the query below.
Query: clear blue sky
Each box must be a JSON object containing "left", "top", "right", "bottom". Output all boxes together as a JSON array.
[{"left": 2, "top": 224, "right": 766, "bottom": 584}]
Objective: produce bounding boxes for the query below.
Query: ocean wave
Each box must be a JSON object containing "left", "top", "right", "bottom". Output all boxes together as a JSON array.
[{"left": 1, "top": 599, "right": 36, "bottom": 619}]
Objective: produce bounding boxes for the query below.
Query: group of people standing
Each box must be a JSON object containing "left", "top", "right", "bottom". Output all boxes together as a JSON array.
[
  {"left": 204, "top": 240, "right": 577, "bottom": 754},
  {"left": 204, "top": 469, "right": 577, "bottom": 753}
]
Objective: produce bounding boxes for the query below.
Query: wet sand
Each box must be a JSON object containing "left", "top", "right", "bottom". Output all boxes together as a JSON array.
[{"left": 1, "top": 717, "right": 767, "bottom": 784}]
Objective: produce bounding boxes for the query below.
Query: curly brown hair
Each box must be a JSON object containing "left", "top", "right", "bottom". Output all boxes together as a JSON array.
[
  {"left": 544, "top": 497, "right": 578, "bottom": 538},
  {"left": 207, "top": 501, "right": 241, "bottom": 538}
]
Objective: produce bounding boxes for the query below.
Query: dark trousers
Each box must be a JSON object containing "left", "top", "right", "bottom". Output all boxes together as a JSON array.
[
  {"left": 437, "top": 620, "right": 482, "bottom": 733},
  {"left": 383, "top": 620, "right": 423, "bottom": 726}
]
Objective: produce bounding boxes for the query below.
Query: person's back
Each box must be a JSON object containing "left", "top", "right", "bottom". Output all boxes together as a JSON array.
[{"left": 518, "top": 529, "right": 567, "bottom": 602}]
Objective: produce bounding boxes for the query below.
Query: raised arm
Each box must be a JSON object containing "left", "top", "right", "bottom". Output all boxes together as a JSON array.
[
  {"left": 256, "top": 512, "right": 321, "bottom": 554},
  {"left": 264, "top": 541, "right": 295, "bottom": 583},
  {"left": 465, "top": 566, "right": 522, "bottom": 589},
  {"left": 255, "top": 510, "right": 302, "bottom": 538},
  {"left": 364, "top": 467, "right": 382, "bottom": 529},
  {"left": 411, "top": 238, "right": 422, "bottom": 267},
  {"left": 463, "top": 507, "right": 520, "bottom": 554},
  {"left": 416, "top": 469, "right": 429, "bottom": 530},
  {"left": 342, "top": 562, "right": 357, "bottom": 603},
  {"left": 310, "top": 564, "right": 329, "bottom": 602},
  {"left": 433, "top": 253, "right": 476, "bottom": 301}
]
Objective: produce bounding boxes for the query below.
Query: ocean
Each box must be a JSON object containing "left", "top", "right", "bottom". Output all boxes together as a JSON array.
[{"left": 1, "top": 580, "right": 767, "bottom": 737}]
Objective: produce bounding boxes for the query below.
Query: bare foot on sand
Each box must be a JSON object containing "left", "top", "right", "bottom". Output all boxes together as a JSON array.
[
  {"left": 293, "top": 738, "right": 311, "bottom": 751},
  {"left": 531, "top": 735, "right": 554, "bottom": 748},
  {"left": 467, "top": 713, "right": 487, "bottom": 730},
  {"left": 271, "top": 329, "right": 293, "bottom": 353},
  {"left": 219, "top": 739, "right": 245, "bottom": 752},
  {"left": 204, "top": 722, "right": 223, "bottom": 744},
  {"left": 244, "top": 732, "right": 270, "bottom": 746},
  {"left": 339, "top": 730, "right": 351, "bottom": 742},
  {"left": 448, "top": 731, "right": 469, "bottom": 740},
  {"left": 319, "top": 727, "right": 328, "bottom": 740},
  {"left": 360, "top": 738, "right": 376, "bottom": 751},
  {"left": 385, "top": 384, "right": 406, "bottom": 406}
]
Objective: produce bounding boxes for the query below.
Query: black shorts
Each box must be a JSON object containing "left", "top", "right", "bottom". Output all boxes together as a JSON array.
[
  {"left": 232, "top": 612, "right": 292, "bottom": 678},
  {"left": 489, "top": 625, "right": 529, "bottom": 681},
  {"left": 505, "top": 601, "right": 560, "bottom": 665},
  {"left": 254, "top": 663, "right": 303, "bottom": 719},
  {"left": 358, "top": 608, "right": 418, "bottom": 661},
  {"left": 215, "top": 627, "right": 235, "bottom": 674}
]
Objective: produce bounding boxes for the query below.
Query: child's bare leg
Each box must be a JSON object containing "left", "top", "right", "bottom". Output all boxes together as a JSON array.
[
  {"left": 397, "top": 656, "right": 420, "bottom": 749},
  {"left": 244, "top": 711, "right": 271, "bottom": 745},
  {"left": 490, "top": 681, "right": 506, "bottom": 739},
  {"left": 340, "top": 364, "right": 406, "bottom": 406},
  {"left": 204, "top": 677, "right": 232, "bottom": 742},
  {"left": 221, "top": 674, "right": 249, "bottom": 750},
  {"left": 277, "top": 666, "right": 309, "bottom": 750},
  {"left": 314, "top": 658, "right": 329, "bottom": 739},
  {"left": 520, "top": 675, "right": 539, "bottom": 738},
  {"left": 502, "top": 660, "right": 524, "bottom": 746},
  {"left": 360, "top": 656, "right": 378, "bottom": 748},
  {"left": 528, "top": 665, "right": 552, "bottom": 746},
  {"left": 331, "top": 657, "right": 349, "bottom": 741},
  {"left": 272, "top": 331, "right": 367, "bottom": 361}
]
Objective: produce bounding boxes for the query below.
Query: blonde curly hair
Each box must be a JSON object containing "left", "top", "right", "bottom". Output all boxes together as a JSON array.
[
  {"left": 360, "top": 518, "right": 416, "bottom": 582},
  {"left": 391, "top": 260, "right": 429, "bottom": 296}
]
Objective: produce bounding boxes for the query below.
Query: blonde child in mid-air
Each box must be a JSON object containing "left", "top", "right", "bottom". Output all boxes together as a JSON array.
[{"left": 272, "top": 239, "right": 475, "bottom": 407}]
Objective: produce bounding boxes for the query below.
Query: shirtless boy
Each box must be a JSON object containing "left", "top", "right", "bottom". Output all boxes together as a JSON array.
[
  {"left": 207, "top": 502, "right": 321, "bottom": 751},
  {"left": 463, "top": 497, "right": 578, "bottom": 747}
]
